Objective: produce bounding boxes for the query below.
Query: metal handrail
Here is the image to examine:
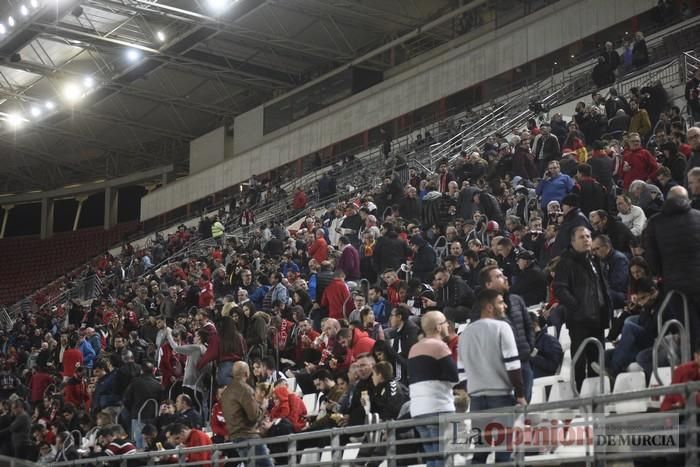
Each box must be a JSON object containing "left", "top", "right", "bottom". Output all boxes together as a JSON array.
[
  {"left": 47, "top": 380, "right": 700, "bottom": 467},
  {"left": 137, "top": 398, "right": 159, "bottom": 424},
  {"left": 653, "top": 319, "right": 691, "bottom": 386},
  {"left": 655, "top": 290, "right": 691, "bottom": 341},
  {"left": 570, "top": 336, "right": 606, "bottom": 398}
]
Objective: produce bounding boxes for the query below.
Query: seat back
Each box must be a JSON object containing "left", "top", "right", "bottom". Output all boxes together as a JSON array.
[{"left": 580, "top": 376, "right": 611, "bottom": 398}]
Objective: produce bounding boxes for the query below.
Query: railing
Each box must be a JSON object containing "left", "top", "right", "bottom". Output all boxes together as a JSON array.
[{"left": 48, "top": 380, "right": 700, "bottom": 467}]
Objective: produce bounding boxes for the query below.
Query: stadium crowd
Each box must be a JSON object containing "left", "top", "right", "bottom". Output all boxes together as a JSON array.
[{"left": 1, "top": 75, "right": 700, "bottom": 467}]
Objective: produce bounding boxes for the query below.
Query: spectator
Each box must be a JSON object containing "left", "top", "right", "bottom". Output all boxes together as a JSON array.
[
  {"left": 221, "top": 361, "right": 272, "bottom": 467},
  {"left": 628, "top": 102, "right": 652, "bottom": 141},
  {"left": 529, "top": 312, "right": 564, "bottom": 378},
  {"left": 536, "top": 160, "right": 574, "bottom": 210},
  {"left": 387, "top": 305, "right": 419, "bottom": 385},
  {"left": 631, "top": 31, "right": 649, "bottom": 68},
  {"left": 592, "top": 235, "right": 630, "bottom": 309},
  {"left": 510, "top": 250, "right": 547, "bottom": 306},
  {"left": 336, "top": 236, "right": 360, "bottom": 281},
  {"left": 408, "top": 234, "right": 437, "bottom": 282},
  {"left": 645, "top": 186, "right": 700, "bottom": 348},
  {"left": 307, "top": 228, "right": 328, "bottom": 263},
  {"left": 422, "top": 267, "right": 476, "bottom": 324},
  {"left": 622, "top": 133, "right": 659, "bottom": 190},
  {"left": 165, "top": 423, "right": 212, "bottom": 466},
  {"left": 408, "top": 311, "right": 459, "bottom": 467},
  {"left": 601, "top": 41, "right": 620, "bottom": 75},
  {"left": 592, "top": 56, "right": 615, "bottom": 87},
  {"left": 685, "top": 69, "right": 700, "bottom": 124},
  {"left": 292, "top": 187, "right": 308, "bottom": 211},
  {"left": 373, "top": 224, "right": 411, "bottom": 275},
  {"left": 554, "top": 226, "right": 611, "bottom": 389},
  {"left": 551, "top": 194, "right": 592, "bottom": 257},
  {"left": 688, "top": 166, "right": 700, "bottom": 209},
  {"left": 615, "top": 194, "right": 647, "bottom": 237},
  {"left": 320, "top": 271, "right": 352, "bottom": 320},
  {"left": 590, "top": 209, "right": 634, "bottom": 253},
  {"left": 337, "top": 327, "right": 375, "bottom": 361},
  {"left": 477, "top": 265, "right": 534, "bottom": 401},
  {"left": 211, "top": 215, "right": 225, "bottom": 247},
  {"left": 572, "top": 163, "right": 607, "bottom": 217},
  {"left": 121, "top": 362, "right": 163, "bottom": 432},
  {"left": 661, "top": 342, "right": 700, "bottom": 411},
  {"left": 460, "top": 289, "right": 524, "bottom": 464}
]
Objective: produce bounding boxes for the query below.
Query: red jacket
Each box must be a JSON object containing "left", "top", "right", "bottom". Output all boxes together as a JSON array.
[
  {"left": 293, "top": 191, "right": 308, "bottom": 209},
  {"left": 62, "top": 348, "right": 83, "bottom": 378},
  {"left": 64, "top": 377, "right": 89, "bottom": 409},
  {"left": 661, "top": 361, "right": 700, "bottom": 411},
  {"left": 196, "top": 322, "right": 221, "bottom": 370},
  {"left": 29, "top": 371, "right": 53, "bottom": 403},
  {"left": 321, "top": 278, "right": 352, "bottom": 320},
  {"left": 210, "top": 401, "right": 228, "bottom": 439},
  {"left": 622, "top": 147, "right": 659, "bottom": 189},
  {"left": 185, "top": 429, "right": 212, "bottom": 467},
  {"left": 308, "top": 237, "right": 329, "bottom": 263},
  {"left": 295, "top": 329, "right": 320, "bottom": 364},
  {"left": 270, "top": 386, "right": 307, "bottom": 432},
  {"left": 348, "top": 328, "right": 376, "bottom": 360}
]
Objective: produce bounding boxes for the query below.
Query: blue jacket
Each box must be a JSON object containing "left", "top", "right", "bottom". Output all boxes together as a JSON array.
[
  {"left": 603, "top": 249, "right": 630, "bottom": 309},
  {"left": 92, "top": 370, "right": 121, "bottom": 411},
  {"left": 531, "top": 330, "right": 564, "bottom": 378},
  {"left": 279, "top": 261, "right": 300, "bottom": 276},
  {"left": 536, "top": 174, "right": 574, "bottom": 209},
  {"left": 371, "top": 298, "right": 390, "bottom": 326},
  {"left": 308, "top": 273, "right": 318, "bottom": 301},
  {"left": 79, "top": 339, "right": 96, "bottom": 369},
  {"left": 249, "top": 285, "right": 269, "bottom": 309}
]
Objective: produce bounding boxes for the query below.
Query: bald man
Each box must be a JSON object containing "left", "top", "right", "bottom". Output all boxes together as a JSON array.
[
  {"left": 220, "top": 361, "right": 273, "bottom": 466},
  {"left": 686, "top": 127, "right": 700, "bottom": 174},
  {"left": 645, "top": 184, "right": 700, "bottom": 351},
  {"left": 408, "top": 311, "right": 459, "bottom": 467}
]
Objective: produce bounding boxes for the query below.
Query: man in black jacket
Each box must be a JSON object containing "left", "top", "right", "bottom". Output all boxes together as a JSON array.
[
  {"left": 387, "top": 305, "right": 419, "bottom": 385},
  {"left": 529, "top": 312, "right": 564, "bottom": 378},
  {"left": 373, "top": 224, "right": 411, "bottom": 275},
  {"left": 473, "top": 190, "right": 504, "bottom": 226},
  {"left": 121, "top": 362, "right": 163, "bottom": 433},
  {"left": 645, "top": 186, "right": 700, "bottom": 350},
  {"left": 408, "top": 234, "right": 436, "bottom": 282},
  {"left": 397, "top": 186, "right": 421, "bottom": 222},
  {"left": 510, "top": 250, "right": 547, "bottom": 306},
  {"left": 554, "top": 226, "right": 612, "bottom": 390},
  {"left": 589, "top": 210, "right": 634, "bottom": 254},
  {"left": 422, "top": 267, "right": 475, "bottom": 323},
  {"left": 477, "top": 265, "right": 535, "bottom": 401},
  {"left": 572, "top": 164, "right": 607, "bottom": 217},
  {"left": 551, "top": 194, "right": 592, "bottom": 257}
]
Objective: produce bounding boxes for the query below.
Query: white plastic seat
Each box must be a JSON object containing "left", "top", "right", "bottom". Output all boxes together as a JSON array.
[
  {"left": 530, "top": 382, "right": 547, "bottom": 405},
  {"left": 547, "top": 326, "right": 557, "bottom": 337},
  {"left": 548, "top": 381, "right": 574, "bottom": 402},
  {"left": 612, "top": 371, "right": 649, "bottom": 413},
  {"left": 340, "top": 442, "right": 362, "bottom": 466},
  {"left": 303, "top": 393, "right": 319, "bottom": 415},
  {"left": 649, "top": 366, "right": 672, "bottom": 387},
  {"left": 579, "top": 376, "right": 611, "bottom": 398},
  {"left": 559, "top": 325, "right": 571, "bottom": 352},
  {"left": 554, "top": 416, "right": 594, "bottom": 457},
  {"left": 286, "top": 377, "right": 296, "bottom": 391},
  {"left": 300, "top": 448, "right": 320, "bottom": 464},
  {"left": 320, "top": 446, "right": 333, "bottom": 463}
]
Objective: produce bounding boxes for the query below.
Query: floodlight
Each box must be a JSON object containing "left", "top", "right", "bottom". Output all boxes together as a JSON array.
[
  {"left": 156, "top": 30, "right": 166, "bottom": 42},
  {"left": 20, "top": 5, "right": 29, "bottom": 16},
  {"left": 7, "top": 113, "right": 23, "bottom": 128},
  {"left": 8, "top": 16, "right": 15, "bottom": 27},
  {"left": 45, "top": 100, "right": 55, "bottom": 110},
  {"left": 83, "top": 76, "right": 95, "bottom": 89},
  {"left": 63, "top": 83, "right": 83, "bottom": 103},
  {"left": 0, "top": 24, "right": 6, "bottom": 35},
  {"left": 126, "top": 48, "right": 141, "bottom": 62},
  {"left": 30, "top": 106, "right": 42, "bottom": 117},
  {"left": 30, "top": 0, "right": 40, "bottom": 8},
  {"left": 207, "top": 0, "right": 238, "bottom": 14}
]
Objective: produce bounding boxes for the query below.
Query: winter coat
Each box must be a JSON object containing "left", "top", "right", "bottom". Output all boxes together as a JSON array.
[
  {"left": 370, "top": 379, "right": 410, "bottom": 421},
  {"left": 645, "top": 197, "right": 700, "bottom": 295},
  {"left": 551, "top": 208, "right": 592, "bottom": 257},
  {"left": 622, "top": 147, "right": 658, "bottom": 189},
  {"left": 435, "top": 274, "right": 476, "bottom": 310},
  {"left": 588, "top": 151, "right": 615, "bottom": 191},
  {"left": 572, "top": 177, "right": 607, "bottom": 217},
  {"left": 601, "top": 249, "right": 630, "bottom": 309},
  {"left": 336, "top": 245, "right": 361, "bottom": 281},
  {"left": 411, "top": 241, "right": 437, "bottom": 282},
  {"left": 270, "top": 386, "right": 307, "bottom": 432},
  {"left": 320, "top": 278, "right": 352, "bottom": 320},
  {"left": 531, "top": 330, "right": 564, "bottom": 378},
  {"left": 510, "top": 265, "right": 547, "bottom": 307},
  {"left": 553, "top": 249, "right": 611, "bottom": 329},
  {"left": 373, "top": 231, "right": 411, "bottom": 274}
]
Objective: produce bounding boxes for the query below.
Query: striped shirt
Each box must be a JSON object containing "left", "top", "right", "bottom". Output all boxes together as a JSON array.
[
  {"left": 105, "top": 438, "right": 136, "bottom": 456},
  {"left": 459, "top": 318, "right": 521, "bottom": 397},
  {"left": 407, "top": 337, "right": 459, "bottom": 417}
]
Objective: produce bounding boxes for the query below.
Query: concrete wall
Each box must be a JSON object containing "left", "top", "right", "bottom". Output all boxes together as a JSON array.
[
  {"left": 141, "top": 0, "right": 656, "bottom": 221},
  {"left": 189, "top": 126, "right": 226, "bottom": 174}
]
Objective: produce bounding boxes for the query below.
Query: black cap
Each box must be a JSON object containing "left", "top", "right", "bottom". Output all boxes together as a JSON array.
[{"left": 516, "top": 249, "right": 536, "bottom": 261}]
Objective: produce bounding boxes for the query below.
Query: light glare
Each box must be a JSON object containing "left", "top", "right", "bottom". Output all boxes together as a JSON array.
[
  {"left": 207, "top": 0, "right": 237, "bottom": 13},
  {"left": 63, "top": 83, "right": 83, "bottom": 103},
  {"left": 126, "top": 48, "right": 141, "bottom": 62},
  {"left": 156, "top": 30, "right": 166, "bottom": 42},
  {"left": 30, "top": 106, "right": 41, "bottom": 117},
  {"left": 8, "top": 16, "right": 15, "bottom": 27},
  {"left": 7, "top": 113, "right": 23, "bottom": 128},
  {"left": 83, "top": 76, "right": 94, "bottom": 89},
  {"left": 30, "top": 0, "right": 40, "bottom": 8},
  {"left": 0, "top": 24, "right": 6, "bottom": 35},
  {"left": 20, "top": 5, "right": 29, "bottom": 16},
  {"left": 44, "top": 100, "right": 55, "bottom": 110}
]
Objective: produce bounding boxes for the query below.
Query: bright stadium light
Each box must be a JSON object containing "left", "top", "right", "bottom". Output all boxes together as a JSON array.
[
  {"left": 156, "top": 30, "right": 166, "bottom": 42},
  {"left": 7, "top": 113, "right": 24, "bottom": 128},
  {"left": 126, "top": 48, "right": 141, "bottom": 62},
  {"left": 0, "top": 24, "right": 6, "bottom": 35},
  {"left": 30, "top": 106, "right": 42, "bottom": 117},
  {"left": 30, "top": 0, "right": 40, "bottom": 8},
  {"left": 63, "top": 83, "right": 83, "bottom": 103},
  {"left": 207, "top": 0, "right": 238, "bottom": 14},
  {"left": 44, "top": 100, "right": 55, "bottom": 110},
  {"left": 8, "top": 16, "right": 15, "bottom": 27},
  {"left": 20, "top": 5, "right": 29, "bottom": 16},
  {"left": 83, "top": 76, "right": 95, "bottom": 89}
]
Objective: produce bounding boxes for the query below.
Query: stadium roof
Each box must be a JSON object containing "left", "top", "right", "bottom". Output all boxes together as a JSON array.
[{"left": 0, "top": 0, "right": 459, "bottom": 193}]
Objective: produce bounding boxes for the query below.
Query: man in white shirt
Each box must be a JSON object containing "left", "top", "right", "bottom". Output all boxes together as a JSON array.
[
  {"left": 616, "top": 194, "right": 646, "bottom": 236},
  {"left": 459, "top": 289, "right": 525, "bottom": 463}
]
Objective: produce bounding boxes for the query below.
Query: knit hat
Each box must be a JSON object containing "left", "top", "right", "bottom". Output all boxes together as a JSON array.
[{"left": 561, "top": 193, "right": 580, "bottom": 208}]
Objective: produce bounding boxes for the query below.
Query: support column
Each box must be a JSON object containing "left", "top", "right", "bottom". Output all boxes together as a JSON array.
[
  {"left": 0, "top": 205, "right": 13, "bottom": 239},
  {"left": 73, "top": 195, "right": 88, "bottom": 232},
  {"left": 104, "top": 187, "right": 119, "bottom": 230},
  {"left": 40, "top": 198, "right": 54, "bottom": 240}
]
